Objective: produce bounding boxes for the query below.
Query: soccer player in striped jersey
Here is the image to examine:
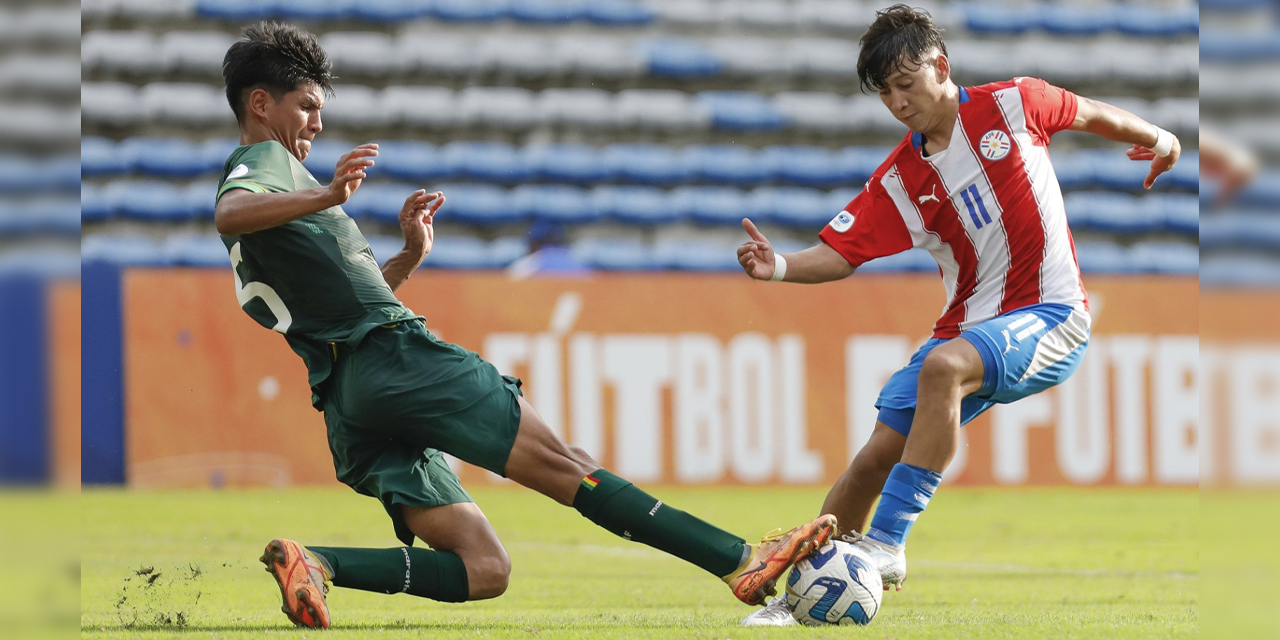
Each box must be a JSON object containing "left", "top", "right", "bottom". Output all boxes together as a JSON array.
[{"left": 737, "top": 4, "right": 1181, "bottom": 625}]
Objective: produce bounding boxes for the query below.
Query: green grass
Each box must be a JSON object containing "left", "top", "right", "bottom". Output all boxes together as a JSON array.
[{"left": 82, "top": 486, "right": 1196, "bottom": 639}]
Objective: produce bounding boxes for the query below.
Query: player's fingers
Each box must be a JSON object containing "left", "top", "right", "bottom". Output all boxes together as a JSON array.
[
  {"left": 741, "top": 218, "right": 769, "bottom": 243},
  {"left": 403, "top": 188, "right": 427, "bottom": 207},
  {"left": 426, "top": 193, "right": 445, "bottom": 214},
  {"left": 1144, "top": 165, "right": 1161, "bottom": 189}
]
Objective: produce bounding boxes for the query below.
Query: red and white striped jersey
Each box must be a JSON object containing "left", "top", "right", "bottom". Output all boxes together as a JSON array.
[{"left": 819, "top": 77, "right": 1089, "bottom": 339}]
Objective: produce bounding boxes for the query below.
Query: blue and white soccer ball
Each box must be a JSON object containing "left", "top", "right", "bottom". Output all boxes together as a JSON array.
[{"left": 784, "top": 540, "right": 883, "bottom": 626}]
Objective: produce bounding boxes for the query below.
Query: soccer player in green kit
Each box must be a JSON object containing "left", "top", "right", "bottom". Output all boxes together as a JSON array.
[{"left": 215, "top": 22, "right": 835, "bottom": 629}]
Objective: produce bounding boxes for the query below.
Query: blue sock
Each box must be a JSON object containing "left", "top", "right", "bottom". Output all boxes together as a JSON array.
[{"left": 866, "top": 463, "right": 942, "bottom": 547}]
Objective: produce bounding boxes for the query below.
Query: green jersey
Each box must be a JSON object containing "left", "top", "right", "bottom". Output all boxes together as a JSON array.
[{"left": 216, "top": 140, "right": 419, "bottom": 403}]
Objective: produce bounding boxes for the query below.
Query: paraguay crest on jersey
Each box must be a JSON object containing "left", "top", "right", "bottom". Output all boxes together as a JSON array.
[{"left": 979, "top": 130, "right": 1012, "bottom": 161}]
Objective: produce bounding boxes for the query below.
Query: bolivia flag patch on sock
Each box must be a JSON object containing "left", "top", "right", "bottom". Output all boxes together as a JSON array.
[{"left": 581, "top": 474, "right": 600, "bottom": 490}]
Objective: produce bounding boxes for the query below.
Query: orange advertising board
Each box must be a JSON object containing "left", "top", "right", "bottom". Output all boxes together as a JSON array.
[
  {"left": 50, "top": 280, "right": 80, "bottom": 488},
  {"left": 123, "top": 271, "right": 1198, "bottom": 488}
]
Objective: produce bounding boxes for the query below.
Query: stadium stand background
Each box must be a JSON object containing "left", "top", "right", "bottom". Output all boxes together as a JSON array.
[{"left": 81, "top": 0, "right": 1201, "bottom": 276}]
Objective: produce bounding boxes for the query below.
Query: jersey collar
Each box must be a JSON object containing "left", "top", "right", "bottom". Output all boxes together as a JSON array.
[{"left": 911, "top": 86, "right": 969, "bottom": 150}]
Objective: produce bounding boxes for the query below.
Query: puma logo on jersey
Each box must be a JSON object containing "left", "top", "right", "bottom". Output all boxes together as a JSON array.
[
  {"left": 1001, "top": 329, "right": 1019, "bottom": 355},
  {"left": 918, "top": 184, "right": 940, "bottom": 204},
  {"left": 228, "top": 164, "right": 249, "bottom": 180}
]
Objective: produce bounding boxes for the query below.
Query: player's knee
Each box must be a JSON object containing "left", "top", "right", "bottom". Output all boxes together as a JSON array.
[
  {"left": 919, "top": 348, "right": 969, "bottom": 389},
  {"left": 466, "top": 549, "right": 511, "bottom": 600}
]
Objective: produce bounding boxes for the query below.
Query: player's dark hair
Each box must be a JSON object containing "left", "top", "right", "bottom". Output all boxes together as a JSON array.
[
  {"left": 222, "top": 21, "right": 334, "bottom": 124},
  {"left": 857, "top": 4, "right": 948, "bottom": 93}
]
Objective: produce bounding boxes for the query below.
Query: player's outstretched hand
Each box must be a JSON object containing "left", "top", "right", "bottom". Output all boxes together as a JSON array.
[
  {"left": 1125, "top": 136, "right": 1180, "bottom": 190},
  {"left": 400, "top": 189, "right": 445, "bottom": 258},
  {"left": 329, "top": 143, "right": 378, "bottom": 204},
  {"left": 738, "top": 218, "right": 777, "bottom": 280}
]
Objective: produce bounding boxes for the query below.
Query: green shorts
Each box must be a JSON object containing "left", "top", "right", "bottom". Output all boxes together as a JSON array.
[{"left": 320, "top": 320, "right": 523, "bottom": 545}]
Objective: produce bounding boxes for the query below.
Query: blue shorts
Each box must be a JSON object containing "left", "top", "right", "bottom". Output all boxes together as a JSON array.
[{"left": 876, "top": 303, "right": 1091, "bottom": 436}]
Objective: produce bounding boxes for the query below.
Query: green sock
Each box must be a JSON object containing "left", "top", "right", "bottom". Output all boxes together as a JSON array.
[
  {"left": 309, "top": 546, "right": 469, "bottom": 603},
  {"left": 572, "top": 468, "right": 746, "bottom": 578}
]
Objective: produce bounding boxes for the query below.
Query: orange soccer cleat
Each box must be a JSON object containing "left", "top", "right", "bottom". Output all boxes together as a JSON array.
[
  {"left": 723, "top": 514, "right": 838, "bottom": 606},
  {"left": 260, "top": 538, "right": 332, "bottom": 629}
]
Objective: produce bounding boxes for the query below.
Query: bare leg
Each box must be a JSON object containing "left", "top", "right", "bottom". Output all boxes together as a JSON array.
[
  {"left": 501, "top": 395, "right": 600, "bottom": 506},
  {"left": 819, "top": 421, "right": 906, "bottom": 535},
  {"left": 900, "top": 339, "right": 985, "bottom": 473},
  {"left": 402, "top": 503, "right": 511, "bottom": 600}
]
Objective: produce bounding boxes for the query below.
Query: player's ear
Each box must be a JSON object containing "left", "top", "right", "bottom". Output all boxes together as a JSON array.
[
  {"left": 247, "top": 88, "right": 273, "bottom": 121},
  {"left": 934, "top": 53, "right": 950, "bottom": 84}
]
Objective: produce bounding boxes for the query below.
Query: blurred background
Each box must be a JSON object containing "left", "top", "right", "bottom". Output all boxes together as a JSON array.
[{"left": 0, "top": 1, "right": 81, "bottom": 639}]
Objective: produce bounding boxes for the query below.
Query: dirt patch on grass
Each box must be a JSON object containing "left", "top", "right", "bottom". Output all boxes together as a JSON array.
[{"left": 114, "top": 564, "right": 204, "bottom": 629}]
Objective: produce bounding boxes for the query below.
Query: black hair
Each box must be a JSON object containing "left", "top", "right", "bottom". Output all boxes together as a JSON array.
[
  {"left": 222, "top": 21, "right": 334, "bottom": 124},
  {"left": 856, "top": 4, "right": 948, "bottom": 93}
]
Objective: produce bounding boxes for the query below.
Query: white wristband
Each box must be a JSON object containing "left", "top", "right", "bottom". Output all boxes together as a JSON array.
[
  {"left": 1151, "top": 127, "right": 1175, "bottom": 158},
  {"left": 769, "top": 253, "right": 787, "bottom": 282}
]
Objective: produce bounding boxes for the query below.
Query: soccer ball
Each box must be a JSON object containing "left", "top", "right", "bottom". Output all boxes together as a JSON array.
[{"left": 784, "top": 540, "right": 882, "bottom": 626}]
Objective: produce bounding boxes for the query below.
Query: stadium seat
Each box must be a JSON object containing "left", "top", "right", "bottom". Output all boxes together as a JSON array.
[
  {"left": 1128, "top": 241, "right": 1199, "bottom": 275},
  {"left": 962, "top": 3, "right": 1039, "bottom": 35},
  {"left": 433, "top": 184, "right": 523, "bottom": 226},
  {"left": 397, "top": 33, "right": 481, "bottom": 76},
  {"left": 537, "top": 89, "right": 621, "bottom": 129},
  {"left": 477, "top": 34, "right": 560, "bottom": 77},
  {"left": 384, "top": 86, "right": 462, "bottom": 129},
  {"left": 1073, "top": 241, "right": 1133, "bottom": 274},
  {"left": 341, "top": 183, "right": 414, "bottom": 224},
  {"left": 81, "top": 138, "right": 130, "bottom": 176},
  {"left": 81, "top": 184, "right": 113, "bottom": 224},
  {"left": 1051, "top": 153, "right": 1096, "bottom": 191},
  {"left": 116, "top": 0, "right": 198, "bottom": 20},
  {"left": 300, "top": 138, "right": 353, "bottom": 177},
  {"left": 695, "top": 91, "right": 788, "bottom": 132},
  {"left": 572, "top": 237, "right": 655, "bottom": 270},
  {"left": 1039, "top": 3, "right": 1116, "bottom": 36},
  {"left": 616, "top": 89, "right": 711, "bottom": 131},
  {"left": 363, "top": 235, "right": 404, "bottom": 264},
  {"left": 1200, "top": 256, "right": 1280, "bottom": 289},
  {"left": 1146, "top": 194, "right": 1199, "bottom": 236},
  {"left": 82, "top": 31, "right": 161, "bottom": 75},
  {"left": 194, "top": 0, "right": 274, "bottom": 21},
  {"left": 375, "top": 140, "right": 451, "bottom": 182},
  {"left": 709, "top": 38, "right": 792, "bottom": 77},
  {"left": 163, "top": 233, "right": 231, "bottom": 267},
  {"left": 553, "top": 36, "right": 647, "bottom": 78},
  {"left": 81, "top": 232, "right": 170, "bottom": 266},
  {"left": 848, "top": 95, "right": 904, "bottom": 134},
  {"left": 602, "top": 144, "right": 691, "bottom": 185},
  {"left": 443, "top": 142, "right": 533, "bottom": 183},
  {"left": 489, "top": 237, "right": 531, "bottom": 268},
  {"left": 671, "top": 186, "right": 747, "bottom": 226},
  {"left": 512, "top": 185, "right": 596, "bottom": 224},
  {"left": 159, "top": 31, "right": 235, "bottom": 77},
  {"left": 1068, "top": 192, "right": 1162, "bottom": 235},
  {"left": 1077, "top": 151, "right": 1150, "bottom": 192},
  {"left": 142, "top": 83, "right": 231, "bottom": 126},
  {"left": 352, "top": 0, "right": 432, "bottom": 22},
  {"left": 648, "top": 0, "right": 721, "bottom": 27},
  {"left": 510, "top": 0, "right": 587, "bottom": 23},
  {"left": 183, "top": 182, "right": 217, "bottom": 221},
  {"left": 591, "top": 186, "right": 677, "bottom": 225},
  {"left": 108, "top": 180, "right": 199, "bottom": 223},
  {"left": 83, "top": 82, "right": 144, "bottom": 127},
  {"left": 1114, "top": 4, "right": 1199, "bottom": 38},
  {"left": 320, "top": 32, "right": 402, "bottom": 77},
  {"left": 764, "top": 146, "right": 848, "bottom": 188},
  {"left": 773, "top": 92, "right": 860, "bottom": 132},
  {"left": 525, "top": 144, "right": 614, "bottom": 184},
  {"left": 653, "top": 238, "right": 741, "bottom": 271},
  {"left": 458, "top": 87, "right": 540, "bottom": 130},
  {"left": 645, "top": 39, "right": 723, "bottom": 78},
  {"left": 1237, "top": 171, "right": 1280, "bottom": 207},
  {"left": 277, "top": 0, "right": 357, "bottom": 21},
  {"left": 324, "top": 84, "right": 392, "bottom": 128},
  {"left": 752, "top": 187, "right": 832, "bottom": 229},
  {"left": 783, "top": 39, "right": 862, "bottom": 80},
  {"left": 125, "top": 138, "right": 217, "bottom": 177},
  {"left": 584, "top": 0, "right": 654, "bottom": 26},
  {"left": 421, "top": 235, "right": 497, "bottom": 269},
  {"left": 433, "top": 0, "right": 510, "bottom": 21},
  {"left": 683, "top": 144, "right": 772, "bottom": 186}
]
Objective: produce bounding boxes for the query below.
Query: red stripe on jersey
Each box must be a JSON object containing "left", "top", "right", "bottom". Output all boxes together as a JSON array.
[{"left": 908, "top": 164, "right": 982, "bottom": 339}]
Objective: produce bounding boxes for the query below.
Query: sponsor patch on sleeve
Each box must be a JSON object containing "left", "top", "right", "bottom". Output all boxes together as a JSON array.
[
  {"left": 227, "top": 163, "right": 250, "bottom": 180},
  {"left": 828, "top": 211, "right": 855, "bottom": 233}
]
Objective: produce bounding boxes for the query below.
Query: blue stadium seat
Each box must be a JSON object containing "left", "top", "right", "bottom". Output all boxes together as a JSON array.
[
  {"left": 653, "top": 238, "right": 740, "bottom": 271},
  {"left": 82, "top": 137, "right": 132, "bottom": 176},
  {"left": 1051, "top": 153, "right": 1096, "bottom": 190},
  {"left": 603, "top": 144, "right": 691, "bottom": 185},
  {"left": 443, "top": 142, "right": 533, "bottom": 183},
  {"left": 1077, "top": 192, "right": 1162, "bottom": 235},
  {"left": 670, "top": 186, "right": 746, "bottom": 226},
  {"left": 1039, "top": 4, "right": 1116, "bottom": 36},
  {"left": 1200, "top": 256, "right": 1280, "bottom": 289},
  {"left": 526, "top": 144, "right": 614, "bottom": 184},
  {"left": 422, "top": 235, "right": 496, "bottom": 269},
  {"left": 585, "top": 0, "right": 653, "bottom": 25},
  {"left": 300, "top": 138, "right": 353, "bottom": 177},
  {"left": 1073, "top": 241, "right": 1133, "bottom": 274},
  {"left": 194, "top": 0, "right": 275, "bottom": 21},
  {"left": 1063, "top": 192, "right": 1112, "bottom": 231},
  {"left": 511, "top": 185, "right": 596, "bottom": 224},
  {"left": 108, "top": 180, "right": 199, "bottom": 223},
  {"left": 82, "top": 233, "right": 170, "bottom": 266},
  {"left": 1237, "top": 171, "right": 1280, "bottom": 207},
  {"left": 342, "top": 183, "right": 413, "bottom": 224},
  {"left": 683, "top": 145, "right": 772, "bottom": 186},
  {"left": 764, "top": 146, "right": 846, "bottom": 187},
  {"left": 126, "top": 138, "right": 220, "bottom": 177},
  {"left": 376, "top": 141, "right": 452, "bottom": 182},
  {"left": 275, "top": 0, "right": 355, "bottom": 21},
  {"left": 693, "top": 91, "right": 787, "bottom": 131},
  {"left": 0, "top": 247, "right": 81, "bottom": 278},
  {"left": 963, "top": 3, "right": 1039, "bottom": 35},
  {"left": 645, "top": 39, "right": 723, "bottom": 78},
  {"left": 433, "top": 0, "right": 510, "bottom": 22},
  {"left": 81, "top": 184, "right": 113, "bottom": 223},
  {"left": 572, "top": 238, "right": 654, "bottom": 270},
  {"left": 1145, "top": 194, "right": 1199, "bottom": 235},
  {"left": 202, "top": 138, "right": 241, "bottom": 172},
  {"left": 591, "top": 186, "right": 678, "bottom": 225},
  {"left": 352, "top": 0, "right": 432, "bottom": 22},
  {"left": 510, "top": 0, "right": 586, "bottom": 23},
  {"left": 489, "top": 237, "right": 530, "bottom": 268},
  {"left": 1129, "top": 241, "right": 1199, "bottom": 275},
  {"left": 1079, "top": 151, "right": 1150, "bottom": 191},
  {"left": 364, "top": 235, "right": 404, "bottom": 264},
  {"left": 434, "top": 184, "right": 523, "bottom": 226},
  {"left": 1165, "top": 151, "right": 1199, "bottom": 191},
  {"left": 857, "top": 248, "right": 937, "bottom": 273},
  {"left": 1114, "top": 4, "right": 1198, "bottom": 38},
  {"left": 826, "top": 189, "right": 859, "bottom": 217},
  {"left": 164, "top": 233, "right": 231, "bottom": 268},
  {"left": 183, "top": 182, "right": 217, "bottom": 221},
  {"left": 751, "top": 187, "right": 831, "bottom": 229}
]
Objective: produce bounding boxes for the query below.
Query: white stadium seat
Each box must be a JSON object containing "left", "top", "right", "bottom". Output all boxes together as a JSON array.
[
  {"left": 796, "top": 0, "right": 873, "bottom": 33},
  {"left": 82, "top": 82, "right": 144, "bottom": 127},
  {"left": 159, "top": 31, "right": 237, "bottom": 76},
  {"left": 323, "top": 84, "right": 392, "bottom": 127},
  {"left": 648, "top": 0, "right": 721, "bottom": 27},
  {"left": 773, "top": 91, "right": 862, "bottom": 132},
  {"left": 476, "top": 34, "right": 560, "bottom": 77},
  {"left": 384, "top": 86, "right": 462, "bottom": 128},
  {"left": 82, "top": 31, "right": 163, "bottom": 75},
  {"left": 458, "top": 87, "right": 541, "bottom": 129},
  {"left": 553, "top": 35, "right": 647, "bottom": 78},
  {"left": 616, "top": 89, "right": 711, "bottom": 131},
  {"left": 320, "top": 32, "right": 403, "bottom": 77},
  {"left": 709, "top": 37, "right": 793, "bottom": 76},
  {"left": 735, "top": 1, "right": 799, "bottom": 30},
  {"left": 116, "top": 0, "right": 196, "bottom": 20},
  {"left": 397, "top": 33, "right": 481, "bottom": 75},
  {"left": 784, "top": 39, "right": 861, "bottom": 79},
  {"left": 537, "top": 88, "right": 622, "bottom": 129},
  {"left": 141, "top": 82, "right": 232, "bottom": 125}
]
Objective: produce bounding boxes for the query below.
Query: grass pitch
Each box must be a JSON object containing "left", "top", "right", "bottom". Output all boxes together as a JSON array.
[{"left": 82, "top": 485, "right": 1196, "bottom": 639}]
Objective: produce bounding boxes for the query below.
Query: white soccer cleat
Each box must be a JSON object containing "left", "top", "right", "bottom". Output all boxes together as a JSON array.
[
  {"left": 846, "top": 532, "right": 908, "bottom": 591},
  {"left": 740, "top": 596, "right": 798, "bottom": 626}
]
